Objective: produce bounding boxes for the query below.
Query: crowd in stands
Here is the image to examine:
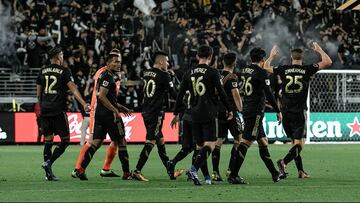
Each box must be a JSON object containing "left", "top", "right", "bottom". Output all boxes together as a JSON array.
[{"left": 1, "top": 0, "right": 359, "bottom": 112}]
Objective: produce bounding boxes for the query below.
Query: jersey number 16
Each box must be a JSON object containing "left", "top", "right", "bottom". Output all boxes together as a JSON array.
[{"left": 191, "top": 76, "right": 206, "bottom": 96}]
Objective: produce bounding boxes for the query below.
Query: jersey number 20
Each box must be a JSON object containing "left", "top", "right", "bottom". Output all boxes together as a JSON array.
[{"left": 143, "top": 79, "right": 156, "bottom": 97}]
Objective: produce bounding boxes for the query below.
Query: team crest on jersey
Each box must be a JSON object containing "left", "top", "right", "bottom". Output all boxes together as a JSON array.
[
  {"left": 232, "top": 82, "right": 238, "bottom": 88},
  {"left": 265, "top": 79, "right": 270, "bottom": 86},
  {"left": 169, "top": 81, "right": 174, "bottom": 87},
  {"left": 102, "top": 80, "right": 109, "bottom": 87}
]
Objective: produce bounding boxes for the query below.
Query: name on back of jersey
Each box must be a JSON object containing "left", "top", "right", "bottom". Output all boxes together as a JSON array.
[
  {"left": 191, "top": 67, "right": 207, "bottom": 74},
  {"left": 143, "top": 71, "right": 157, "bottom": 78},
  {"left": 285, "top": 68, "right": 306, "bottom": 75},
  {"left": 42, "top": 67, "right": 63, "bottom": 74},
  {"left": 242, "top": 68, "right": 254, "bottom": 74}
]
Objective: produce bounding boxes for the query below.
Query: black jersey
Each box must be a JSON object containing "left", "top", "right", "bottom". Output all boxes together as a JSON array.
[
  {"left": 95, "top": 70, "right": 118, "bottom": 117},
  {"left": 218, "top": 70, "right": 239, "bottom": 115},
  {"left": 36, "top": 64, "right": 74, "bottom": 116},
  {"left": 273, "top": 64, "right": 319, "bottom": 113},
  {"left": 141, "top": 68, "right": 177, "bottom": 120},
  {"left": 240, "top": 64, "right": 280, "bottom": 115},
  {"left": 181, "top": 91, "right": 192, "bottom": 122},
  {"left": 173, "top": 70, "right": 192, "bottom": 122},
  {"left": 174, "top": 64, "right": 231, "bottom": 123}
]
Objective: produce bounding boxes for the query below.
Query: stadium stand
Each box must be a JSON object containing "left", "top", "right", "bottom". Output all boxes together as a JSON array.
[{"left": 0, "top": 0, "right": 359, "bottom": 112}]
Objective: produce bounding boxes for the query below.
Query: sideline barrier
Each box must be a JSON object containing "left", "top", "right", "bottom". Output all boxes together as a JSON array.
[
  {"left": 2, "top": 112, "right": 178, "bottom": 143},
  {"left": 0, "top": 112, "right": 15, "bottom": 143},
  {"left": 0, "top": 112, "right": 359, "bottom": 143},
  {"left": 263, "top": 112, "right": 360, "bottom": 142}
]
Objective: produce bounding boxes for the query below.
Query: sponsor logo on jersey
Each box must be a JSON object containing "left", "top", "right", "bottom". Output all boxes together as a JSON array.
[{"left": 102, "top": 81, "right": 109, "bottom": 87}]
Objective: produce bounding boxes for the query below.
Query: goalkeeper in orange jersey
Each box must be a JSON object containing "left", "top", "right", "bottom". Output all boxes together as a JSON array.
[{"left": 71, "top": 49, "right": 132, "bottom": 180}]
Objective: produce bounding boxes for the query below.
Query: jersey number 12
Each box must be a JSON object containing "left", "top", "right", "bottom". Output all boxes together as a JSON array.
[{"left": 44, "top": 75, "right": 57, "bottom": 94}]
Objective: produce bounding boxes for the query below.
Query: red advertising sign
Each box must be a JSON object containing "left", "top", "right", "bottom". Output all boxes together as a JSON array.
[
  {"left": 15, "top": 113, "right": 38, "bottom": 142},
  {"left": 15, "top": 112, "right": 179, "bottom": 143}
]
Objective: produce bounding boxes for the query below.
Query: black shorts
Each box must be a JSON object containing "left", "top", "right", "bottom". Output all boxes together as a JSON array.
[
  {"left": 218, "top": 113, "right": 242, "bottom": 141},
  {"left": 92, "top": 114, "right": 125, "bottom": 142},
  {"left": 242, "top": 114, "right": 266, "bottom": 141},
  {"left": 282, "top": 111, "right": 307, "bottom": 140},
  {"left": 144, "top": 114, "right": 164, "bottom": 141},
  {"left": 192, "top": 119, "right": 218, "bottom": 145},
  {"left": 41, "top": 112, "right": 69, "bottom": 137},
  {"left": 180, "top": 119, "right": 195, "bottom": 149}
]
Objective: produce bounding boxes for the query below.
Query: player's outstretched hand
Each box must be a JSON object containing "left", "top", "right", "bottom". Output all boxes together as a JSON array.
[
  {"left": 270, "top": 45, "right": 279, "bottom": 57},
  {"left": 311, "top": 42, "right": 322, "bottom": 52},
  {"left": 113, "top": 110, "right": 120, "bottom": 123},
  {"left": 123, "top": 108, "right": 133, "bottom": 117},
  {"left": 170, "top": 115, "right": 179, "bottom": 129},
  {"left": 227, "top": 111, "right": 233, "bottom": 121},
  {"left": 83, "top": 103, "right": 90, "bottom": 112},
  {"left": 276, "top": 112, "right": 282, "bottom": 125}
]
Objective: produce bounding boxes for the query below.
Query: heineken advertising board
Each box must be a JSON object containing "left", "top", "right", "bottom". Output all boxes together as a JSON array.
[{"left": 263, "top": 113, "right": 360, "bottom": 142}]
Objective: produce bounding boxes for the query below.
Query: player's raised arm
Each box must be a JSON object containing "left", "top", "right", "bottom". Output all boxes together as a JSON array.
[
  {"left": 312, "top": 42, "right": 332, "bottom": 69},
  {"left": 264, "top": 45, "right": 279, "bottom": 74}
]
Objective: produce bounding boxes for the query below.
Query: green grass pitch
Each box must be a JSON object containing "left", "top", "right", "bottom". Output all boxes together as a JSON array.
[{"left": 1, "top": 144, "right": 360, "bottom": 202}]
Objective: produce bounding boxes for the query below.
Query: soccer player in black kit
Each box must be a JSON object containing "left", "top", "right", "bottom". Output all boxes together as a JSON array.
[
  {"left": 228, "top": 47, "right": 283, "bottom": 184},
  {"left": 74, "top": 49, "right": 132, "bottom": 180},
  {"left": 264, "top": 42, "right": 332, "bottom": 178},
  {"left": 169, "top": 78, "right": 213, "bottom": 184},
  {"left": 175, "top": 45, "right": 233, "bottom": 186},
  {"left": 211, "top": 52, "right": 243, "bottom": 182},
  {"left": 167, "top": 90, "right": 193, "bottom": 180},
  {"left": 132, "top": 51, "right": 177, "bottom": 181},
  {"left": 37, "top": 46, "right": 89, "bottom": 181}
]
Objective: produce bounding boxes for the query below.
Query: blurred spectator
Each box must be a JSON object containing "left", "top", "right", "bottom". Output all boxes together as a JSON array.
[
  {"left": 10, "top": 0, "right": 359, "bottom": 73},
  {"left": 120, "top": 82, "right": 141, "bottom": 112},
  {"left": 1, "top": 0, "right": 358, "bottom": 112}
]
